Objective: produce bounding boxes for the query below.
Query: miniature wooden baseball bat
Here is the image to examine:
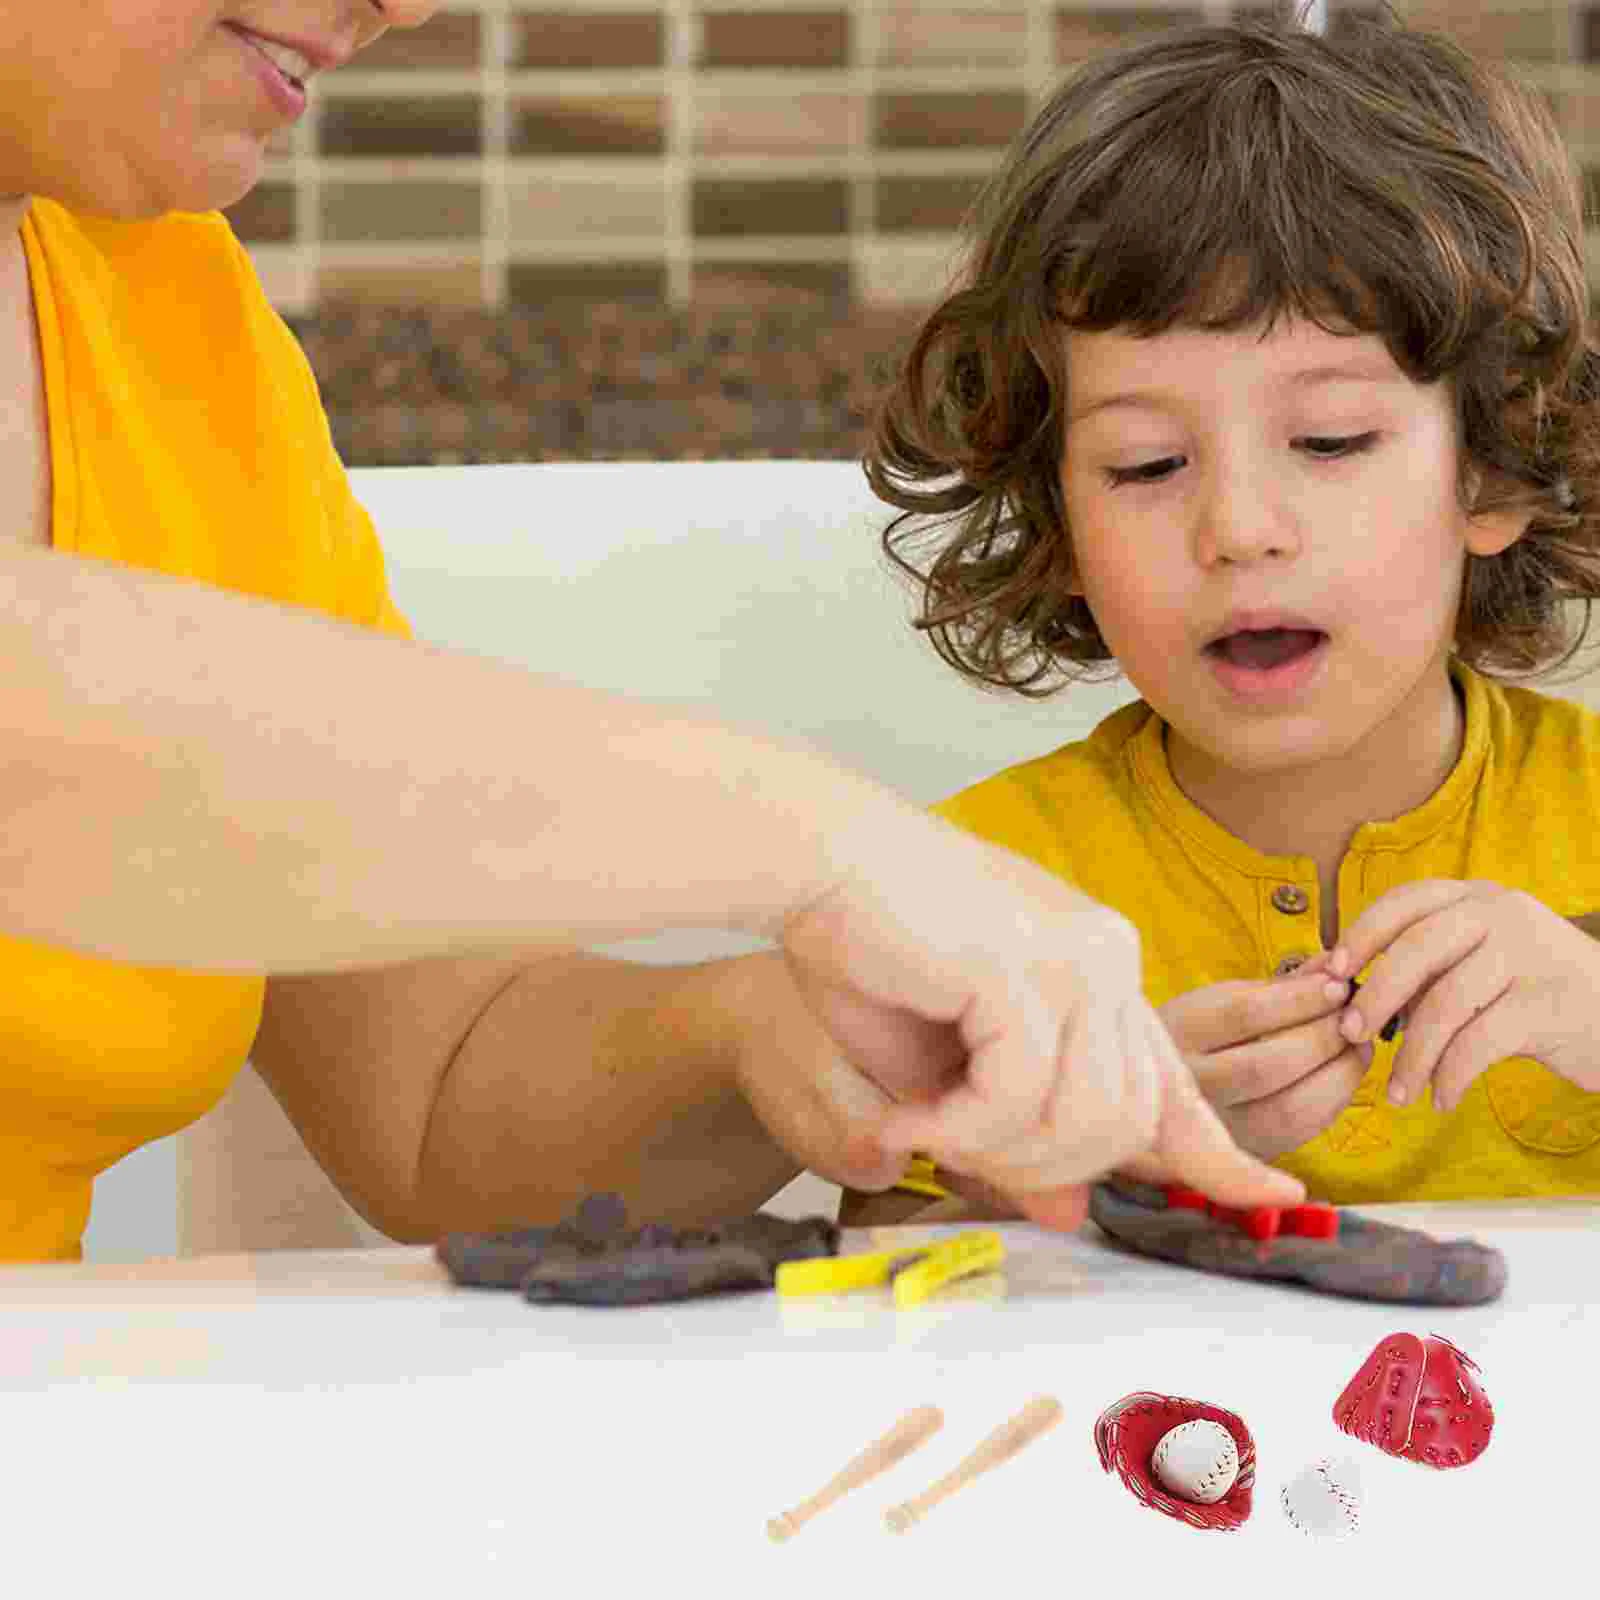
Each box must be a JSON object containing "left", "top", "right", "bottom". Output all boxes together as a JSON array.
[
  {"left": 767, "top": 1405, "right": 944, "bottom": 1541},
  {"left": 884, "top": 1395, "right": 1064, "bottom": 1533}
]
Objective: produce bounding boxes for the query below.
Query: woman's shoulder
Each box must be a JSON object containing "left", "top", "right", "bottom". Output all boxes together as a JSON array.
[
  {"left": 28, "top": 199, "right": 265, "bottom": 331},
  {"left": 26, "top": 198, "right": 399, "bottom": 625},
  {"left": 29, "top": 198, "right": 306, "bottom": 402}
]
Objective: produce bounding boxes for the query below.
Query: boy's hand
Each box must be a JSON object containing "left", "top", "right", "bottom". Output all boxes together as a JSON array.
[
  {"left": 779, "top": 828, "right": 1305, "bottom": 1224},
  {"left": 1329, "top": 879, "right": 1600, "bottom": 1112},
  {"left": 1133, "top": 962, "right": 1373, "bottom": 1164}
]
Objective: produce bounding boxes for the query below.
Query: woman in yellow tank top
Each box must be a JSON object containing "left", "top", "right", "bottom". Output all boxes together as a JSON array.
[{"left": 0, "top": 2, "right": 1281, "bottom": 1261}]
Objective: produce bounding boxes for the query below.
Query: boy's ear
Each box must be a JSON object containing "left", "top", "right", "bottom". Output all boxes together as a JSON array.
[
  {"left": 1461, "top": 462, "right": 1537, "bottom": 557},
  {"left": 1463, "top": 505, "right": 1533, "bottom": 558}
]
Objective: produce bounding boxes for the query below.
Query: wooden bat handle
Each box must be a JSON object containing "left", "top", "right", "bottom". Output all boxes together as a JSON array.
[
  {"left": 885, "top": 1395, "right": 1064, "bottom": 1533},
  {"left": 767, "top": 1404, "right": 944, "bottom": 1541}
]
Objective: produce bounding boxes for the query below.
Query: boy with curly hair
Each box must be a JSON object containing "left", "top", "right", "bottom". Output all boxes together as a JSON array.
[{"left": 824, "top": 5, "right": 1600, "bottom": 1217}]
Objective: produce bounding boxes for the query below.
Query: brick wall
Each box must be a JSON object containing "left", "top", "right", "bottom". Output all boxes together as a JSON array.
[
  {"left": 242, "top": 0, "right": 1600, "bottom": 461},
  {"left": 223, "top": 0, "right": 1522, "bottom": 316}
]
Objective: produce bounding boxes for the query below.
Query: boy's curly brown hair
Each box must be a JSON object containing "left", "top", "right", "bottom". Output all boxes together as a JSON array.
[{"left": 865, "top": 6, "right": 1600, "bottom": 693}]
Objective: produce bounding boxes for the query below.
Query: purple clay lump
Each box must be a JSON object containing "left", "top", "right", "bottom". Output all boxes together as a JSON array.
[{"left": 435, "top": 1192, "right": 839, "bottom": 1306}]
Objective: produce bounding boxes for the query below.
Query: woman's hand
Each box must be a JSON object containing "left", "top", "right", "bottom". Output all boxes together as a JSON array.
[
  {"left": 725, "top": 949, "right": 1045, "bottom": 1219},
  {"left": 775, "top": 819, "right": 1305, "bottom": 1226},
  {"left": 1328, "top": 879, "right": 1600, "bottom": 1112}
]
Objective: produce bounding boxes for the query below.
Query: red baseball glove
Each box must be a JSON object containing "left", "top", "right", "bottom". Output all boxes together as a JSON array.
[
  {"left": 1094, "top": 1392, "right": 1255, "bottom": 1530},
  {"left": 1332, "top": 1332, "right": 1494, "bottom": 1469}
]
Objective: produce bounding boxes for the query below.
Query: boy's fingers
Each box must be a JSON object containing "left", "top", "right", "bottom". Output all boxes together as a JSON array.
[
  {"left": 1339, "top": 914, "right": 1483, "bottom": 1047},
  {"left": 1239, "top": 969, "right": 1353, "bottom": 1042},
  {"left": 1169, "top": 970, "right": 1350, "bottom": 1058},
  {"left": 1234, "top": 1046, "right": 1372, "bottom": 1158},
  {"left": 1329, "top": 879, "right": 1471, "bottom": 980},
  {"left": 1199, "top": 1009, "right": 1356, "bottom": 1107},
  {"left": 1289, "top": 950, "right": 1335, "bottom": 977}
]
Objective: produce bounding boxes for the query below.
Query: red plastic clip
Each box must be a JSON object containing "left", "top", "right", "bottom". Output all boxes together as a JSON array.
[
  {"left": 1205, "top": 1202, "right": 1281, "bottom": 1240},
  {"left": 1280, "top": 1203, "right": 1339, "bottom": 1239},
  {"left": 1161, "top": 1186, "right": 1334, "bottom": 1242}
]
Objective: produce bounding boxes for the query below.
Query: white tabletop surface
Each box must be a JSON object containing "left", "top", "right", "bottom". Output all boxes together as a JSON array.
[{"left": 0, "top": 1199, "right": 1590, "bottom": 1599}]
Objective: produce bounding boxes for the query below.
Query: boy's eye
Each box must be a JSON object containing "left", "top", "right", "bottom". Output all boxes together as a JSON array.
[
  {"left": 1104, "top": 455, "right": 1185, "bottom": 487},
  {"left": 1300, "top": 432, "right": 1381, "bottom": 459},
  {"left": 1101, "top": 431, "right": 1382, "bottom": 488}
]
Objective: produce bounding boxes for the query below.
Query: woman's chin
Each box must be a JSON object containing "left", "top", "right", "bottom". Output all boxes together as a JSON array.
[{"left": 65, "top": 147, "right": 267, "bottom": 222}]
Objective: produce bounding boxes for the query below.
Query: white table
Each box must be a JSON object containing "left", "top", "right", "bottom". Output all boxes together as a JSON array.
[{"left": 1, "top": 1201, "right": 1589, "bottom": 1599}]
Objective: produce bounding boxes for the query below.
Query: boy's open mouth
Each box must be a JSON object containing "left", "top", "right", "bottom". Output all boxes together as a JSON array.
[{"left": 1205, "top": 627, "right": 1326, "bottom": 671}]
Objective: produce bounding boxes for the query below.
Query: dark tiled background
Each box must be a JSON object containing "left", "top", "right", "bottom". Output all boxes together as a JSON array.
[{"left": 228, "top": 1, "right": 1600, "bottom": 462}]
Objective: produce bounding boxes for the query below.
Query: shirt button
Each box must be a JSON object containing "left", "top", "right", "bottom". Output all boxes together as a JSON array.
[
  {"left": 1274, "top": 954, "right": 1312, "bottom": 976},
  {"left": 1271, "top": 884, "right": 1310, "bottom": 914}
]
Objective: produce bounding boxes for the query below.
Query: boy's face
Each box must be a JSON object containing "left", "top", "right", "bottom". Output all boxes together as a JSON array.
[
  {"left": 0, "top": 1, "right": 440, "bottom": 219},
  {"left": 1058, "top": 316, "right": 1530, "bottom": 783}
]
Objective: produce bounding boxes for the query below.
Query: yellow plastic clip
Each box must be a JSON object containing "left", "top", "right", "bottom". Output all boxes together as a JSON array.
[
  {"left": 892, "top": 1152, "right": 951, "bottom": 1200},
  {"left": 890, "top": 1230, "right": 1005, "bottom": 1309},
  {"left": 775, "top": 1247, "right": 930, "bottom": 1297}
]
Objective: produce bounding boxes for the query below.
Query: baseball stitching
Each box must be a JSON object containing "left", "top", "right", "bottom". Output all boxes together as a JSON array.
[{"left": 1280, "top": 1461, "right": 1359, "bottom": 1535}]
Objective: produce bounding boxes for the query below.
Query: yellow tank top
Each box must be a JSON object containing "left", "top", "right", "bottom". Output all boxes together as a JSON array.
[{"left": 4, "top": 200, "right": 409, "bottom": 1262}]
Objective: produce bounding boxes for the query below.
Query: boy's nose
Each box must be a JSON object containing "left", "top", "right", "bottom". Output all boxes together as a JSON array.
[
  {"left": 1194, "top": 478, "right": 1299, "bottom": 567},
  {"left": 1199, "top": 524, "right": 1296, "bottom": 566}
]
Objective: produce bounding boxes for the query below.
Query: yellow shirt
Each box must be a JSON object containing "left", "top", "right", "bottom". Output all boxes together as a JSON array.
[
  {"left": 922, "top": 661, "right": 1600, "bottom": 1204},
  {"left": 4, "top": 199, "right": 410, "bottom": 1262}
]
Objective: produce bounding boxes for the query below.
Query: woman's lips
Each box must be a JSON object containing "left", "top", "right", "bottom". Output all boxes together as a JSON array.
[{"left": 226, "top": 23, "right": 309, "bottom": 118}]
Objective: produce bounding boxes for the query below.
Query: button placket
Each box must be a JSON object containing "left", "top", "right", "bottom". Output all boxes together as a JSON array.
[{"left": 1268, "top": 883, "right": 1316, "bottom": 978}]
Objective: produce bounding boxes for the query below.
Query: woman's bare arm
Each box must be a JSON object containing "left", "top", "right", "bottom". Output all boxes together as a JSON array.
[
  {"left": 249, "top": 949, "right": 810, "bottom": 1240},
  {"left": 0, "top": 547, "right": 1301, "bottom": 1222},
  {"left": 0, "top": 545, "right": 890, "bottom": 972}
]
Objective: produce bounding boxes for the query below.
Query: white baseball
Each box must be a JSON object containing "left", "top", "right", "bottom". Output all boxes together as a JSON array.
[
  {"left": 1150, "top": 1420, "right": 1239, "bottom": 1504},
  {"left": 1280, "top": 1456, "right": 1362, "bottom": 1538}
]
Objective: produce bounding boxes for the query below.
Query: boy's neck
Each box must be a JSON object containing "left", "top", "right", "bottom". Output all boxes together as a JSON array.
[{"left": 1163, "top": 661, "right": 1466, "bottom": 940}]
